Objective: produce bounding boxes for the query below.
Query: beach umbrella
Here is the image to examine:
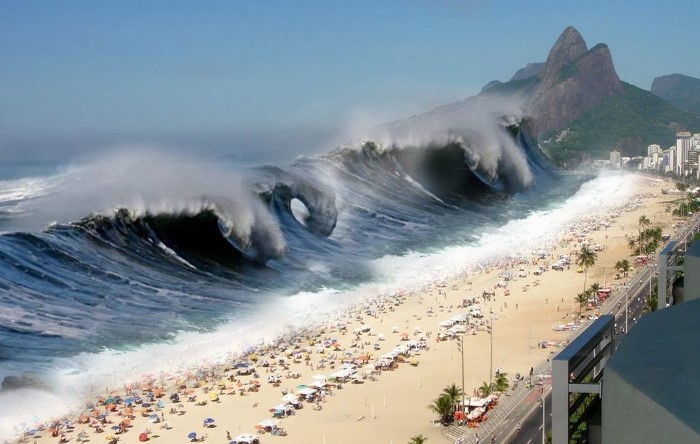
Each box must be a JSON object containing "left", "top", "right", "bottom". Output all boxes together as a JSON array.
[
  {"left": 204, "top": 417, "right": 215, "bottom": 425},
  {"left": 110, "top": 425, "right": 120, "bottom": 431},
  {"left": 188, "top": 432, "right": 198, "bottom": 440},
  {"left": 105, "top": 435, "right": 114, "bottom": 441},
  {"left": 139, "top": 432, "right": 149, "bottom": 442}
]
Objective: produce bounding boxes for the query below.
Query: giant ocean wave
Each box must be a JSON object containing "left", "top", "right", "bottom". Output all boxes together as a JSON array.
[{"left": 0, "top": 121, "right": 580, "bottom": 425}]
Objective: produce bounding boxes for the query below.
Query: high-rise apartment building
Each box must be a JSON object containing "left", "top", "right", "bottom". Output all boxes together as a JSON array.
[{"left": 677, "top": 132, "right": 692, "bottom": 175}]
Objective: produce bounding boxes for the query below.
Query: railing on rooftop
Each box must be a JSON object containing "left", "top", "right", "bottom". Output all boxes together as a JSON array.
[{"left": 551, "top": 314, "right": 614, "bottom": 444}]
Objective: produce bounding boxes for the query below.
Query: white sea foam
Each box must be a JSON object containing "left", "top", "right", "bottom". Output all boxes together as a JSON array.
[{"left": 367, "top": 172, "right": 639, "bottom": 289}]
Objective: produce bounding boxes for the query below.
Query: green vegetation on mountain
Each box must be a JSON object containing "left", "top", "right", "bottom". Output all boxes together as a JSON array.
[
  {"left": 651, "top": 74, "right": 700, "bottom": 115},
  {"left": 542, "top": 82, "right": 700, "bottom": 167}
]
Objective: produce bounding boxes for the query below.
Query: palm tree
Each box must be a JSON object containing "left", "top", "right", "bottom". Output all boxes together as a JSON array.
[
  {"left": 428, "top": 394, "right": 454, "bottom": 425},
  {"left": 478, "top": 381, "right": 492, "bottom": 397},
  {"left": 494, "top": 372, "right": 510, "bottom": 393},
  {"left": 615, "top": 259, "right": 631, "bottom": 277},
  {"left": 590, "top": 282, "right": 600, "bottom": 296},
  {"left": 408, "top": 435, "right": 428, "bottom": 444},
  {"left": 442, "top": 383, "right": 462, "bottom": 409},
  {"left": 638, "top": 215, "right": 651, "bottom": 253},
  {"left": 644, "top": 282, "right": 658, "bottom": 314},
  {"left": 677, "top": 182, "right": 687, "bottom": 217},
  {"left": 576, "top": 292, "right": 588, "bottom": 316},
  {"left": 576, "top": 246, "right": 597, "bottom": 293}
]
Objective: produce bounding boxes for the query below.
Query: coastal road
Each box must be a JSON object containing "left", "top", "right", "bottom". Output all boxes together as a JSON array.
[{"left": 502, "top": 388, "right": 551, "bottom": 444}]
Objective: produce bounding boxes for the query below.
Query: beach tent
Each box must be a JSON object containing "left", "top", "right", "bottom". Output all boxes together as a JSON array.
[
  {"left": 466, "top": 397, "right": 488, "bottom": 409},
  {"left": 259, "top": 419, "right": 279, "bottom": 426},
  {"left": 330, "top": 368, "right": 353, "bottom": 379},
  {"left": 297, "top": 387, "right": 316, "bottom": 396},
  {"left": 256, "top": 419, "right": 280, "bottom": 431},
  {"left": 230, "top": 433, "right": 260, "bottom": 444},
  {"left": 281, "top": 393, "right": 298, "bottom": 403}
]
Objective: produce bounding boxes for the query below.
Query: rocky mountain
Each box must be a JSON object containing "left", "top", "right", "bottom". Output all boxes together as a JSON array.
[
  {"left": 527, "top": 27, "right": 624, "bottom": 139},
  {"left": 373, "top": 26, "right": 700, "bottom": 167},
  {"left": 651, "top": 74, "right": 700, "bottom": 115}
]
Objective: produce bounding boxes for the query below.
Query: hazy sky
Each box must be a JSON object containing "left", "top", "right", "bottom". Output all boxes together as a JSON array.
[{"left": 2, "top": 0, "right": 699, "bottom": 166}]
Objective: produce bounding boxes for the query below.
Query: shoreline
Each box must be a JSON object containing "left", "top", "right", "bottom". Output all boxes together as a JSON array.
[{"left": 10, "top": 173, "right": 679, "bottom": 444}]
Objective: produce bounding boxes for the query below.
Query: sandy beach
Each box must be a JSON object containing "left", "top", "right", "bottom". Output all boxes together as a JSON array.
[{"left": 16, "top": 174, "right": 679, "bottom": 444}]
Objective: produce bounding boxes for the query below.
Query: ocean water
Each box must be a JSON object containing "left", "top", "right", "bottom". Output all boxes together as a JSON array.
[{"left": 0, "top": 124, "right": 637, "bottom": 439}]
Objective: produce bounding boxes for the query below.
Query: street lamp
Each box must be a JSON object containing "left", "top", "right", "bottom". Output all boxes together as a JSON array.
[
  {"left": 458, "top": 335, "right": 465, "bottom": 412},
  {"left": 488, "top": 316, "right": 494, "bottom": 388},
  {"left": 542, "top": 392, "right": 546, "bottom": 444},
  {"left": 624, "top": 284, "right": 628, "bottom": 334}
]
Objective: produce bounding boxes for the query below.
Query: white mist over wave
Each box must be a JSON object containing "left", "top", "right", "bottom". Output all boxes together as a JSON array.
[
  {"left": 354, "top": 94, "right": 535, "bottom": 190},
  {"left": 0, "top": 147, "right": 287, "bottom": 257},
  {"left": 0, "top": 171, "right": 640, "bottom": 440}
]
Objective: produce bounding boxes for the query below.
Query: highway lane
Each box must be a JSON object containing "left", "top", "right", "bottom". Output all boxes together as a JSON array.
[{"left": 503, "top": 390, "right": 551, "bottom": 444}]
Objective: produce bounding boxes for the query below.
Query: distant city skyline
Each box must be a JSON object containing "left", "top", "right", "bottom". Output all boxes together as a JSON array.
[{"left": 2, "top": 0, "right": 700, "bottom": 166}]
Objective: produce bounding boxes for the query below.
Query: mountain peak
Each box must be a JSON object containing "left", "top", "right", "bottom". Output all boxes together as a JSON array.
[
  {"left": 538, "top": 27, "right": 587, "bottom": 87},
  {"left": 527, "top": 27, "right": 622, "bottom": 137}
]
